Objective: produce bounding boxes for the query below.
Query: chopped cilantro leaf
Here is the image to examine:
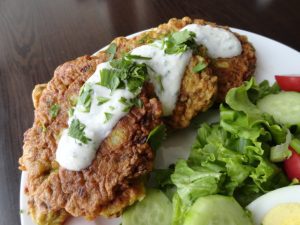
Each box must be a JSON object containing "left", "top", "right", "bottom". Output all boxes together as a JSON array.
[
  {"left": 119, "top": 97, "right": 128, "bottom": 104},
  {"left": 98, "top": 69, "right": 121, "bottom": 91},
  {"left": 132, "top": 98, "right": 143, "bottom": 108},
  {"left": 68, "top": 119, "right": 91, "bottom": 144},
  {"left": 164, "top": 30, "right": 198, "bottom": 54},
  {"left": 109, "top": 106, "right": 115, "bottom": 111},
  {"left": 105, "top": 43, "right": 117, "bottom": 60},
  {"left": 104, "top": 112, "right": 113, "bottom": 123},
  {"left": 119, "top": 97, "right": 143, "bottom": 112},
  {"left": 97, "top": 53, "right": 149, "bottom": 95},
  {"left": 147, "top": 124, "right": 167, "bottom": 150},
  {"left": 97, "top": 96, "right": 110, "bottom": 105},
  {"left": 49, "top": 104, "right": 60, "bottom": 118},
  {"left": 127, "top": 78, "right": 144, "bottom": 93},
  {"left": 78, "top": 84, "right": 93, "bottom": 112},
  {"left": 68, "top": 108, "right": 74, "bottom": 117},
  {"left": 155, "top": 75, "right": 164, "bottom": 93},
  {"left": 192, "top": 59, "right": 208, "bottom": 73},
  {"left": 124, "top": 54, "right": 151, "bottom": 60}
]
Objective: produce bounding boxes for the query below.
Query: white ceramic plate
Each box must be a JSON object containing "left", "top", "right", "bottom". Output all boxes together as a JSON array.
[{"left": 20, "top": 28, "right": 300, "bottom": 225}]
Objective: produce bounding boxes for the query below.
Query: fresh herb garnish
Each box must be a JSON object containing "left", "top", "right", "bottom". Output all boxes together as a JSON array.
[
  {"left": 104, "top": 112, "right": 113, "bottom": 123},
  {"left": 97, "top": 54, "right": 149, "bottom": 94},
  {"left": 78, "top": 84, "right": 93, "bottom": 112},
  {"left": 119, "top": 97, "right": 143, "bottom": 112},
  {"left": 192, "top": 59, "right": 208, "bottom": 73},
  {"left": 164, "top": 30, "right": 198, "bottom": 54},
  {"left": 97, "top": 96, "right": 110, "bottom": 105},
  {"left": 68, "top": 119, "right": 91, "bottom": 144},
  {"left": 124, "top": 54, "right": 151, "bottom": 60},
  {"left": 49, "top": 104, "right": 60, "bottom": 118},
  {"left": 119, "top": 97, "right": 128, "bottom": 105},
  {"left": 154, "top": 75, "right": 164, "bottom": 93},
  {"left": 147, "top": 124, "right": 167, "bottom": 150},
  {"left": 109, "top": 106, "right": 115, "bottom": 111},
  {"left": 106, "top": 43, "right": 117, "bottom": 60},
  {"left": 68, "top": 108, "right": 74, "bottom": 117},
  {"left": 98, "top": 69, "right": 121, "bottom": 92}
]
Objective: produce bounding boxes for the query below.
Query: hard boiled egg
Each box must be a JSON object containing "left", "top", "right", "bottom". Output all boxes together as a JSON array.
[{"left": 247, "top": 186, "right": 300, "bottom": 225}]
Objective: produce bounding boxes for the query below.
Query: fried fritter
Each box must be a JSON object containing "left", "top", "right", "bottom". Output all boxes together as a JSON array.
[
  {"left": 20, "top": 54, "right": 163, "bottom": 224},
  {"left": 107, "top": 17, "right": 255, "bottom": 128}
]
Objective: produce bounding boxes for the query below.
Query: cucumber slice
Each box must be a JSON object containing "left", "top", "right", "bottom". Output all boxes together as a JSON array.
[
  {"left": 257, "top": 92, "right": 300, "bottom": 125},
  {"left": 183, "top": 195, "right": 253, "bottom": 225},
  {"left": 122, "top": 189, "right": 172, "bottom": 225}
]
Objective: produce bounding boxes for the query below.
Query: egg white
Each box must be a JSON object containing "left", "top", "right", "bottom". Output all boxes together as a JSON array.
[{"left": 246, "top": 186, "right": 300, "bottom": 225}]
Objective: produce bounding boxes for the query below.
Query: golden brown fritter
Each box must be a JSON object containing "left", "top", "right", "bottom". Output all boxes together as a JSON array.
[
  {"left": 20, "top": 53, "right": 163, "bottom": 224},
  {"left": 212, "top": 34, "right": 256, "bottom": 102},
  {"left": 19, "top": 17, "right": 256, "bottom": 225},
  {"left": 107, "top": 17, "right": 255, "bottom": 128}
]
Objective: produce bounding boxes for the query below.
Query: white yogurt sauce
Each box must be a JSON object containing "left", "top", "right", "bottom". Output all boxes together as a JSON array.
[
  {"left": 56, "top": 24, "right": 242, "bottom": 171},
  {"left": 182, "top": 24, "right": 242, "bottom": 58},
  {"left": 131, "top": 42, "right": 192, "bottom": 116},
  {"left": 56, "top": 62, "right": 135, "bottom": 171}
]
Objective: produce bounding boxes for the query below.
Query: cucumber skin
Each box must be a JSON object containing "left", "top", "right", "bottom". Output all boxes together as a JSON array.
[
  {"left": 122, "top": 189, "right": 172, "bottom": 225},
  {"left": 257, "top": 92, "right": 300, "bottom": 125},
  {"left": 183, "top": 195, "right": 253, "bottom": 225}
]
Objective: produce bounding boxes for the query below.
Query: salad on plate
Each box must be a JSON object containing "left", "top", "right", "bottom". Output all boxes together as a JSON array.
[{"left": 123, "top": 77, "right": 300, "bottom": 225}]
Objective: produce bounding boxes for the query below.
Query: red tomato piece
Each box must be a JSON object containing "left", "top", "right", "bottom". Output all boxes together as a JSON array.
[
  {"left": 275, "top": 75, "right": 300, "bottom": 92},
  {"left": 284, "top": 147, "right": 300, "bottom": 180}
]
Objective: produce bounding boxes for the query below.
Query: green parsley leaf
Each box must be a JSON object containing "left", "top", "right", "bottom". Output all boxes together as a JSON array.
[
  {"left": 97, "top": 96, "right": 110, "bottom": 105},
  {"left": 98, "top": 69, "right": 121, "bottom": 91},
  {"left": 98, "top": 54, "right": 149, "bottom": 94},
  {"left": 119, "top": 97, "right": 143, "bottom": 112},
  {"left": 119, "top": 97, "right": 128, "bottom": 104},
  {"left": 106, "top": 43, "right": 117, "bottom": 60},
  {"left": 192, "top": 60, "right": 208, "bottom": 73},
  {"left": 119, "top": 97, "right": 131, "bottom": 112},
  {"left": 49, "top": 104, "right": 60, "bottom": 118},
  {"left": 154, "top": 75, "right": 164, "bottom": 93},
  {"left": 104, "top": 112, "right": 113, "bottom": 123},
  {"left": 68, "top": 108, "right": 74, "bottom": 117},
  {"left": 132, "top": 98, "right": 143, "bottom": 108},
  {"left": 68, "top": 119, "right": 91, "bottom": 144},
  {"left": 172, "top": 30, "right": 196, "bottom": 44},
  {"left": 147, "top": 124, "right": 167, "bottom": 150},
  {"left": 78, "top": 84, "right": 93, "bottom": 112},
  {"left": 127, "top": 78, "right": 144, "bottom": 93},
  {"left": 164, "top": 30, "right": 198, "bottom": 55},
  {"left": 124, "top": 54, "right": 151, "bottom": 60}
]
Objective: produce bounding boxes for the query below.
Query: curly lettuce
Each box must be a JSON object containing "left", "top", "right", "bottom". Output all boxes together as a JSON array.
[{"left": 170, "top": 79, "right": 290, "bottom": 225}]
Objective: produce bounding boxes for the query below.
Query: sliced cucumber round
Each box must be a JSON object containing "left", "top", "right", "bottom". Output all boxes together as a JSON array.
[
  {"left": 183, "top": 195, "right": 253, "bottom": 225},
  {"left": 122, "top": 189, "right": 172, "bottom": 225},
  {"left": 257, "top": 92, "right": 300, "bottom": 125}
]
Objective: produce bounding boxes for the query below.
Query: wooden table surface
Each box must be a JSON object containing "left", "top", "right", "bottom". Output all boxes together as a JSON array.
[{"left": 1, "top": 0, "right": 300, "bottom": 224}]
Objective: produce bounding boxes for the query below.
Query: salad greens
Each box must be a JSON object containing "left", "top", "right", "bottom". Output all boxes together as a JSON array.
[
  {"left": 123, "top": 78, "right": 298, "bottom": 225},
  {"left": 169, "top": 78, "right": 290, "bottom": 224}
]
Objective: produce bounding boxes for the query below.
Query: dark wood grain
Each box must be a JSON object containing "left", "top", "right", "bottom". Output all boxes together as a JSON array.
[{"left": 0, "top": 0, "right": 299, "bottom": 224}]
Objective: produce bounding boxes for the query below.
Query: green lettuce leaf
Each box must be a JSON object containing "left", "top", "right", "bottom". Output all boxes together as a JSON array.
[{"left": 170, "top": 78, "right": 290, "bottom": 224}]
